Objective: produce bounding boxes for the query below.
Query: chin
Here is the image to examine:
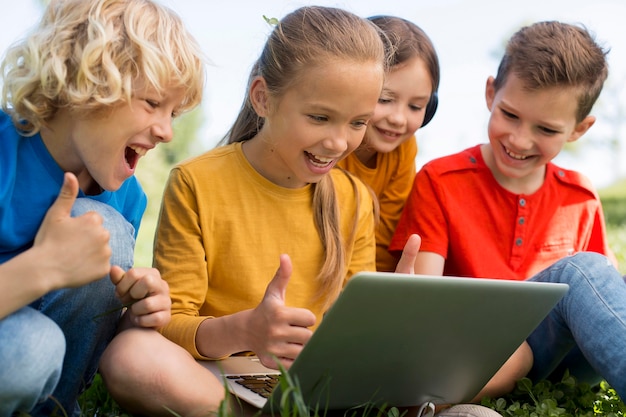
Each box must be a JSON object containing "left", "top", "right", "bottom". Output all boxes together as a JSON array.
[
  {"left": 102, "top": 177, "right": 126, "bottom": 192},
  {"left": 375, "top": 142, "right": 400, "bottom": 154}
]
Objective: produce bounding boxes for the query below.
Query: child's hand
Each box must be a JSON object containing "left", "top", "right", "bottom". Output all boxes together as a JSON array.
[
  {"left": 249, "top": 254, "right": 316, "bottom": 370},
  {"left": 395, "top": 234, "right": 421, "bottom": 274},
  {"left": 110, "top": 265, "right": 171, "bottom": 330},
  {"left": 34, "top": 172, "right": 111, "bottom": 290}
]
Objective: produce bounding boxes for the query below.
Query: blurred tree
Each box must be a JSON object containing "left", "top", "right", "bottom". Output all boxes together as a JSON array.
[{"left": 587, "top": 75, "right": 626, "bottom": 180}]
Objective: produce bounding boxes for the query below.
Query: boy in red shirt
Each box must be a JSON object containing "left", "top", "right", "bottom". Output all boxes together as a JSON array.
[{"left": 390, "top": 21, "right": 626, "bottom": 400}]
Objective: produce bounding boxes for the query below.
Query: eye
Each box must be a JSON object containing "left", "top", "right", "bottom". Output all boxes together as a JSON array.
[
  {"left": 538, "top": 126, "right": 559, "bottom": 135},
  {"left": 146, "top": 99, "right": 159, "bottom": 109},
  {"left": 351, "top": 120, "right": 368, "bottom": 128},
  {"left": 501, "top": 108, "right": 518, "bottom": 120},
  {"left": 308, "top": 115, "right": 328, "bottom": 123},
  {"left": 409, "top": 104, "right": 423, "bottom": 112},
  {"left": 378, "top": 97, "right": 392, "bottom": 104}
]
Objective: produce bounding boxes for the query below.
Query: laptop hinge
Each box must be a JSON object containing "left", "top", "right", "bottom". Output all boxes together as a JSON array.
[{"left": 417, "top": 401, "right": 435, "bottom": 417}]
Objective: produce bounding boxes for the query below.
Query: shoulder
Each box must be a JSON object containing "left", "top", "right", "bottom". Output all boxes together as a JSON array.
[
  {"left": 548, "top": 163, "right": 598, "bottom": 198},
  {"left": 420, "top": 145, "right": 484, "bottom": 177},
  {"left": 0, "top": 113, "right": 30, "bottom": 196},
  {"left": 172, "top": 143, "right": 241, "bottom": 184},
  {"left": 178, "top": 143, "right": 238, "bottom": 171}
]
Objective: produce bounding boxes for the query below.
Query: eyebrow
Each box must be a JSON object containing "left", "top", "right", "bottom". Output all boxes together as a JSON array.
[
  {"left": 307, "top": 103, "right": 374, "bottom": 120},
  {"left": 380, "top": 88, "right": 430, "bottom": 101}
]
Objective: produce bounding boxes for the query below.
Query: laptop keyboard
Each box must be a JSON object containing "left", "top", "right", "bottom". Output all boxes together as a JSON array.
[{"left": 228, "top": 374, "right": 280, "bottom": 398}]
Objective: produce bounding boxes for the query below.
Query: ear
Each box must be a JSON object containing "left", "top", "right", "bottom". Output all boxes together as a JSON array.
[
  {"left": 485, "top": 76, "right": 496, "bottom": 111},
  {"left": 249, "top": 76, "right": 270, "bottom": 117},
  {"left": 567, "top": 115, "right": 595, "bottom": 143}
]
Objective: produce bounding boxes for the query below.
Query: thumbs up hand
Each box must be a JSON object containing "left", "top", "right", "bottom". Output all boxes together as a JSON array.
[
  {"left": 395, "top": 234, "right": 421, "bottom": 274},
  {"left": 249, "top": 254, "right": 316, "bottom": 369},
  {"left": 33, "top": 172, "right": 112, "bottom": 290}
]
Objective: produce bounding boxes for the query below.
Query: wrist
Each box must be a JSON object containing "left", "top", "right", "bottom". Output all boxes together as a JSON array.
[{"left": 196, "top": 309, "right": 253, "bottom": 358}]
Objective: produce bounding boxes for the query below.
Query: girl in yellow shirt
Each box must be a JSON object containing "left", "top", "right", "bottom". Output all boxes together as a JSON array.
[{"left": 338, "top": 16, "right": 440, "bottom": 271}]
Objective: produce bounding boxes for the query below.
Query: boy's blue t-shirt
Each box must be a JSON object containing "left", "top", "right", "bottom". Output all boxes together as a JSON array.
[{"left": 0, "top": 111, "right": 147, "bottom": 263}]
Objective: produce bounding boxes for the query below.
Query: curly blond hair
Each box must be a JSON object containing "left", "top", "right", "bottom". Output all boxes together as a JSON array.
[{"left": 1, "top": 0, "right": 205, "bottom": 135}]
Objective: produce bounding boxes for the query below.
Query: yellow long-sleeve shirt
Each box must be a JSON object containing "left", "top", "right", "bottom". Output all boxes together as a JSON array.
[
  {"left": 337, "top": 137, "right": 417, "bottom": 271},
  {"left": 154, "top": 142, "right": 376, "bottom": 359}
]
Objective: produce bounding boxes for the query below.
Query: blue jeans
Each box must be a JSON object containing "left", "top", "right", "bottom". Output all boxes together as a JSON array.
[
  {"left": 526, "top": 252, "right": 626, "bottom": 399},
  {"left": 0, "top": 307, "right": 65, "bottom": 416},
  {"left": 0, "top": 198, "right": 135, "bottom": 417}
]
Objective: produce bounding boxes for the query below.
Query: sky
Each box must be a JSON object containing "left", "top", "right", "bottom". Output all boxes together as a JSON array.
[{"left": 1, "top": 0, "right": 626, "bottom": 187}]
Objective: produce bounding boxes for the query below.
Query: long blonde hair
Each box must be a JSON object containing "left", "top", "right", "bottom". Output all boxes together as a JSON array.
[
  {"left": 224, "top": 6, "right": 385, "bottom": 304},
  {"left": 1, "top": 0, "right": 205, "bottom": 135}
]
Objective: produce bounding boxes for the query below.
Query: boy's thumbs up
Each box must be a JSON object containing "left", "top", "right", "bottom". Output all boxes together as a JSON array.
[
  {"left": 33, "top": 172, "right": 111, "bottom": 290},
  {"left": 263, "top": 254, "right": 293, "bottom": 304},
  {"left": 47, "top": 172, "right": 80, "bottom": 220}
]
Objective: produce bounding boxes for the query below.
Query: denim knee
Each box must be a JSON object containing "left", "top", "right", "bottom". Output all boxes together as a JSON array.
[
  {"left": 531, "top": 251, "right": 616, "bottom": 286},
  {"left": 561, "top": 251, "right": 614, "bottom": 275},
  {"left": 0, "top": 308, "right": 65, "bottom": 416},
  {"left": 71, "top": 198, "right": 136, "bottom": 270}
]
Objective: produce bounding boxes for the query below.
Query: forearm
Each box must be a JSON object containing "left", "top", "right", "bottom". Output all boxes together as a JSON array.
[
  {"left": 195, "top": 309, "right": 254, "bottom": 359},
  {"left": 0, "top": 248, "right": 55, "bottom": 319},
  {"left": 414, "top": 251, "right": 445, "bottom": 276}
]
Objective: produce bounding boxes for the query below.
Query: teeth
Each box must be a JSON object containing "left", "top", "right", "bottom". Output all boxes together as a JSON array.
[
  {"left": 381, "top": 129, "right": 400, "bottom": 137},
  {"left": 308, "top": 153, "right": 333, "bottom": 167},
  {"left": 505, "top": 147, "right": 528, "bottom": 160},
  {"left": 314, "top": 155, "right": 333, "bottom": 163},
  {"left": 128, "top": 145, "right": 147, "bottom": 157}
]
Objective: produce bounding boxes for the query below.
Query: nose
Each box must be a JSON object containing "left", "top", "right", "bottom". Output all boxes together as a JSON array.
[
  {"left": 151, "top": 116, "right": 174, "bottom": 144},
  {"left": 322, "top": 127, "right": 350, "bottom": 154},
  {"left": 386, "top": 104, "right": 407, "bottom": 127},
  {"left": 509, "top": 124, "right": 534, "bottom": 151}
]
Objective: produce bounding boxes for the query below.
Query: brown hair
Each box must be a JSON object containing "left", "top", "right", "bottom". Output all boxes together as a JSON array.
[
  {"left": 493, "top": 21, "right": 609, "bottom": 122},
  {"left": 369, "top": 15, "right": 440, "bottom": 94},
  {"left": 224, "top": 6, "right": 385, "bottom": 306}
]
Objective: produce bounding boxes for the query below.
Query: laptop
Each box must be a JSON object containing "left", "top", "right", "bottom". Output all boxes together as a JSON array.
[{"left": 199, "top": 272, "right": 568, "bottom": 414}]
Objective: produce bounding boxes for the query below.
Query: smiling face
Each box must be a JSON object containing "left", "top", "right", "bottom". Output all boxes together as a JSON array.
[
  {"left": 483, "top": 73, "right": 594, "bottom": 193},
  {"left": 245, "top": 59, "right": 383, "bottom": 188},
  {"left": 42, "top": 81, "right": 185, "bottom": 193},
  {"left": 360, "top": 57, "right": 432, "bottom": 159}
]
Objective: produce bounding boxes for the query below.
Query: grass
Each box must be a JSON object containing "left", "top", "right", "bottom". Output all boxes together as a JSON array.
[{"left": 74, "top": 370, "right": 626, "bottom": 417}]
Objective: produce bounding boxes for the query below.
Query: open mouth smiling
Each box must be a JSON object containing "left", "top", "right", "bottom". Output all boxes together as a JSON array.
[
  {"left": 504, "top": 146, "right": 531, "bottom": 160},
  {"left": 377, "top": 127, "right": 402, "bottom": 139},
  {"left": 125, "top": 145, "right": 147, "bottom": 170},
  {"left": 305, "top": 151, "right": 334, "bottom": 168}
]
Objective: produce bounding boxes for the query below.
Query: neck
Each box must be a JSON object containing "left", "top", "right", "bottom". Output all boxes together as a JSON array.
[
  {"left": 241, "top": 136, "right": 307, "bottom": 189},
  {"left": 353, "top": 145, "right": 377, "bottom": 168},
  {"left": 41, "top": 112, "right": 99, "bottom": 194}
]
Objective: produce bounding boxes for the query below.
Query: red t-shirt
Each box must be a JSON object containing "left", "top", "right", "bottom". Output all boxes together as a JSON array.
[{"left": 389, "top": 145, "right": 614, "bottom": 280}]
